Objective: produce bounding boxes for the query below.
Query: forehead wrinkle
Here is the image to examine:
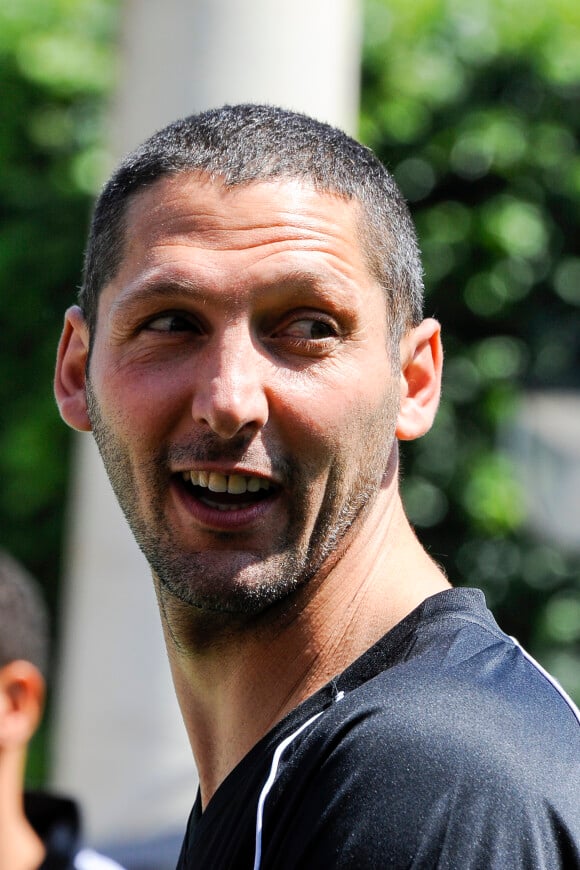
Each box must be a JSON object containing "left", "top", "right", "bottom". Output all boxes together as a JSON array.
[{"left": 128, "top": 174, "right": 361, "bottom": 248}]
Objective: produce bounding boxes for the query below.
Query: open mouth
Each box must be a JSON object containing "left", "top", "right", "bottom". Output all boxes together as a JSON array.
[{"left": 178, "top": 470, "right": 278, "bottom": 512}]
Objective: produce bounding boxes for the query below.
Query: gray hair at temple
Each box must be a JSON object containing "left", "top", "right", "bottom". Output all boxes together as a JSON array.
[
  {"left": 0, "top": 551, "right": 49, "bottom": 678},
  {"left": 79, "top": 104, "right": 425, "bottom": 347}
]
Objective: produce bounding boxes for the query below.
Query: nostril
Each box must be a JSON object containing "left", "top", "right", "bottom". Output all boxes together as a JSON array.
[{"left": 193, "top": 411, "right": 268, "bottom": 441}]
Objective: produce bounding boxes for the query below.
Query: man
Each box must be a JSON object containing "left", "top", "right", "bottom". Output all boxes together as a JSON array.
[
  {"left": 0, "top": 550, "right": 124, "bottom": 869},
  {"left": 55, "top": 104, "right": 580, "bottom": 868}
]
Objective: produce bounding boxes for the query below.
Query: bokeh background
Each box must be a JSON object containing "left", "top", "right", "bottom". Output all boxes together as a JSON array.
[{"left": 1, "top": 0, "right": 579, "bottom": 790}]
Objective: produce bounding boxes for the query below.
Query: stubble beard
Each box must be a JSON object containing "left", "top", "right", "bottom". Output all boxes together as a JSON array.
[{"left": 85, "top": 378, "right": 398, "bottom": 619}]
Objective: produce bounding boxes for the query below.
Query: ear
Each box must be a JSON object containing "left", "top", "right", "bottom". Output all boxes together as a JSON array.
[
  {"left": 0, "top": 661, "right": 45, "bottom": 748},
  {"left": 54, "top": 305, "right": 92, "bottom": 432},
  {"left": 396, "top": 318, "right": 443, "bottom": 441}
]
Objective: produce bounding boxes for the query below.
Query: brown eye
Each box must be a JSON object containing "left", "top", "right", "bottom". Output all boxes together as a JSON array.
[{"left": 280, "top": 319, "right": 337, "bottom": 340}]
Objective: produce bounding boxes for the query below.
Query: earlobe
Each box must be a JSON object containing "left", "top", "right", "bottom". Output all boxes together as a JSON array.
[
  {"left": 54, "top": 305, "right": 92, "bottom": 432},
  {"left": 396, "top": 318, "right": 443, "bottom": 441}
]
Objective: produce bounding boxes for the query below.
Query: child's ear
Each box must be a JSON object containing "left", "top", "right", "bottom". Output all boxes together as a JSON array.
[
  {"left": 54, "top": 305, "right": 92, "bottom": 432},
  {"left": 396, "top": 318, "right": 443, "bottom": 441},
  {"left": 0, "top": 661, "right": 45, "bottom": 747}
]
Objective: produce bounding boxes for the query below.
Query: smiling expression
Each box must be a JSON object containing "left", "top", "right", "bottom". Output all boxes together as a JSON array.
[{"left": 83, "top": 173, "right": 402, "bottom": 615}]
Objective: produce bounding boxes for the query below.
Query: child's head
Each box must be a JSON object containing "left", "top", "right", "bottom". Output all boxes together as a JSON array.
[
  {"left": 0, "top": 551, "right": 49, "bottom": 754},
  {"left": 0, "top": 551, "right": 49, "bottom": 677}
]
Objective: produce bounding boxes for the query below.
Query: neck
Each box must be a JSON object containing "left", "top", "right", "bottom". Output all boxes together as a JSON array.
[
  {"left": 0, "top": 750, "right": 46, "bottom": 870},
  {"left": 158, "top": 488, "right": 449, "bottom": 808}
]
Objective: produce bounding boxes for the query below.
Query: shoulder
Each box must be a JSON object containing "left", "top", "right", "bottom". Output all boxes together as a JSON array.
[
  {"left": 316, "top": 624, "right": 580, "bottom": 784},
  {"left": 259, "top": 626, "right": 580, "bottom": 867}
]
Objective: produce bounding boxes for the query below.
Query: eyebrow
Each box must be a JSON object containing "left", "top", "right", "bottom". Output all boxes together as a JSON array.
[
  {"left": 109, "top": 275, "right": 210, "bottom": 316},
  {"left": 109, "top": 265, "right": 357, "bottom": 320}
]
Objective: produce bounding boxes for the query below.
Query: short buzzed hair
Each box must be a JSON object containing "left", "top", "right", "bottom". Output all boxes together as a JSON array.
[
  {"left": 0, "top": 551, "right": 49, "bottom": 677},
  {"left": 80, "top": 104, "right": 425, "bottom": 344}
]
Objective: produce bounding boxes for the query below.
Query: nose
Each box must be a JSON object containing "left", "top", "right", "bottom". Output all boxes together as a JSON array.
[{"left": 190, "top": 330, "right": 269, "bottom": 439}]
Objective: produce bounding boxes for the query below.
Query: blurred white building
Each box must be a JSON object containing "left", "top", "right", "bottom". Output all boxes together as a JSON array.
[{"left": 508, "top": 391, "right": 580, "bottom": 553}]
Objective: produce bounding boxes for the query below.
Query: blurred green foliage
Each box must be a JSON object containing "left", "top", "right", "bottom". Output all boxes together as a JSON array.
[
  {"left": 0, "top": 0, "right": 117, "bottom": 782},
  {"left": 0, "top": 0, "right": 116, "bottom": 611},
  {"left": 362, "top": 0, "right": 580, "bottom": 699},
  {"left": 0, "top": 0, "right": 578, "bottom": 786}
]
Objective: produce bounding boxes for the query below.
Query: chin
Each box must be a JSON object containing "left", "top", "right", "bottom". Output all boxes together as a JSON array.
[{"left": 153, "top": 550, "right": 313, "bottom": 617}]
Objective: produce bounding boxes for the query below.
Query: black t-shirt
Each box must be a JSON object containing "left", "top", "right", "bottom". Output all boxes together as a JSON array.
[
  {"left": 177, "top": 588, "right": 580, "bottom": 869},
  {"left": 24, "top": 792, "right": 124, "bottom": 870},
  {"left": 25, "top": 792, "right": 80, "bottom": 870}
]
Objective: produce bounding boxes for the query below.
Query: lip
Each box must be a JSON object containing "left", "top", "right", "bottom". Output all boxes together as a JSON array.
[{"left": 170, "top": 473, "right": 281, "bottom": 532}]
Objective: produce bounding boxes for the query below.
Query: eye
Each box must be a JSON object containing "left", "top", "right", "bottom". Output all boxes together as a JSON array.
[
  {"left": 277, "top": 318, "right": 338, "bottom": 341},
  {"left": 145, "top": 313, "right": 201, "bottom": 333}
]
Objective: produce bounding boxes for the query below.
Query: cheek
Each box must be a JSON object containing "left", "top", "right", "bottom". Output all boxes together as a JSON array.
[
  {"left": 92, "top": 364, "right": 187, "bottom": 446},
  {"left": 271, "top": 364, "right": 397, "bottom": 457}
]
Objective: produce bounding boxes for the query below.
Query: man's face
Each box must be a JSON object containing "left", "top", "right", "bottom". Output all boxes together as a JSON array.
[{"left": 85, "top": 174, "right": 402, "bottom": 615}]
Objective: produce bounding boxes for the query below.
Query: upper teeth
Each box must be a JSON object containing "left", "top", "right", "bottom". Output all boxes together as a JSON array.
[{"left": 183, "top": 471, "right": 271, "bottom": 494}]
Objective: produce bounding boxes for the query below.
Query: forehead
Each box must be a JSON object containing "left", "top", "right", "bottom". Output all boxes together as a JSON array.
[{"left": 119, "top": 172, "right": 369, "bottom": 273}]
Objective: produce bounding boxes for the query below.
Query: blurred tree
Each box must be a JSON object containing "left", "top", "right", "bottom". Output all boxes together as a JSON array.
[
  {"left": 0, "top": 0, "right": 116, "bottom": 615},
  {"left": 0, "top": 0, "right": 117, "bottom": 780},
  {"left": 362, "top": 0, "right": 580, "bottom": 700}
]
